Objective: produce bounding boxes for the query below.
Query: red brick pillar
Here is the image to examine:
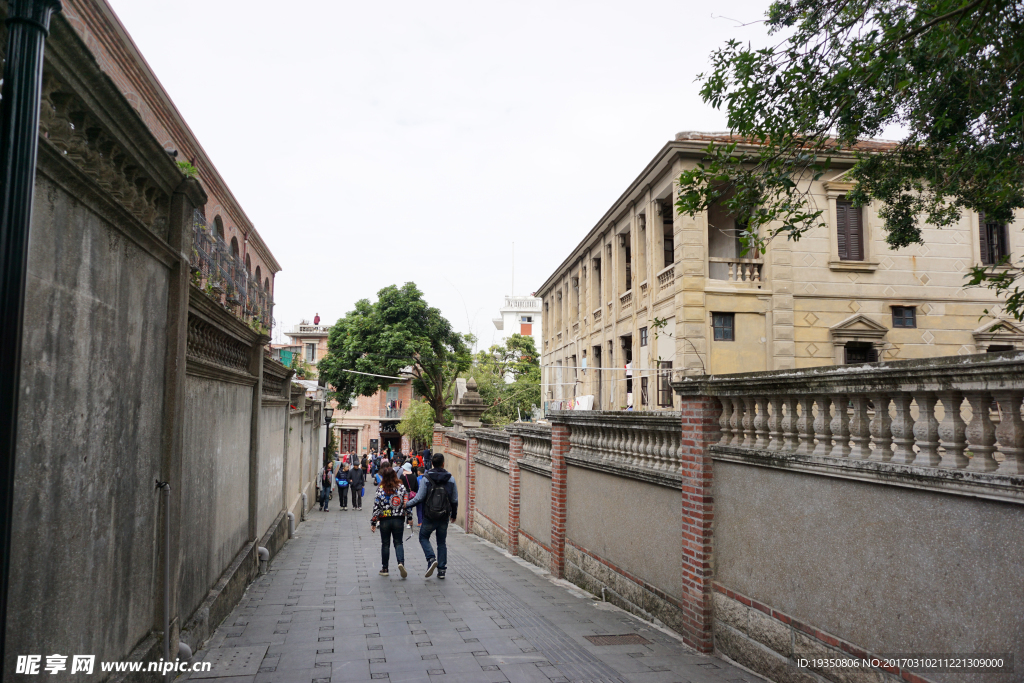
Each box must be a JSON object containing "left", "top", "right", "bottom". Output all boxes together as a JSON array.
[
  {"left": 507, "top": 434, "right": 523, "bottom": 555},
  {"left": 465, "top": 435, "right": 478, "bottom": 534},
  {"left": 432, "top": 425, "right": 444, "bottom": 450},
  {"left": 549, "top": 422, "right": 570, "bottom": 578},
  {"left": 679, "top": 395, "right": 721, "bottom": 653}
]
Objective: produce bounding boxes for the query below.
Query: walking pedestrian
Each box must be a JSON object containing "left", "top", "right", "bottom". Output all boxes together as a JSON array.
[
  {"left": 336, "top": 463, "right": 350, "bottom": 510},
  {"left": 370, "top": 463, "right": 408, "bottom": 578},
  {"left": 399, "top": 462, "right": 419, "bottom": 529},
  {"left": 403, "top": 453, "right": 457, "bottom": 579},
  {"left": 348, "top": 460, "right": 365, "bottom": 510},
  {"left": 415, "top": 466, "right": 426, "bottom": 526},
  {"left": 318, "top": 463, "right": 334, "bottom": 511}
]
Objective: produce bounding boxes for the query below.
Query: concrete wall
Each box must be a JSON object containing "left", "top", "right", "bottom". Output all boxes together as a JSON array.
[
  {"left": 445, "top": 450, "right": 468, "bottom": 524},
  {"left": 474, "top": 464, "right": 509, "bottom": 531},
  {"left": 519, "top": 470, "right": 551, "bottom": 546},
  {"left": 3, "top": 8, "right": 318, "bottom": 674},
  {"left": 179, "top": 376, "right": 253, "bottom": 618},
  {"left": 565, "top": 466, "right": 682, "bottom": 599},
  {"left": 8, "top": 168, "right": 170, "bottom": 672},
  {"left": 713, "top": 461, "right": 1024, "bottom": 682}
]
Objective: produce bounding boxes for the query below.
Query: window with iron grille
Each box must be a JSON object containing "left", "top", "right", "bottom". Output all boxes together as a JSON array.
[
  {"left": 640, "top": 327, "right": 648, "bottom": 346},
  {"left": 891, "top": 306, "right": 916, "bottom": 328},
  {"left": 640, "top": 377, "right": 649, "bottom": 405},
  {"left": 657, "top": 361, "right": 673, "bottom": 407},
  {"left": 712, "top": 312, "right": 735, "bottom": 341},
  {"left": 305, "top": 343, "right": 317, "bottom": 362}
]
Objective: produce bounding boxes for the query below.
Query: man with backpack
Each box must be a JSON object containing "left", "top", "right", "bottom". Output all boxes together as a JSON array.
[{"left": 403, "top": 453, "right": 457, "bottom": 579}]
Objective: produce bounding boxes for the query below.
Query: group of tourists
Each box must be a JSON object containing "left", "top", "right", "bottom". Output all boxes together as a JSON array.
[
  {"left": 317, "top": 454, "right": 366, "bottom": 511},
  {"left": 315, "top": 446, "right": 457, "bottom": 580}
]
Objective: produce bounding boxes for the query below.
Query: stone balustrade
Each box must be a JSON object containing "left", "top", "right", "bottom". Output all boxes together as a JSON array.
[
  {"left": 708, "top": 257, "right": 765, "bottom": 285},
  {"left": 593, "top": 308, "right": 603, "bottom": 323},
  {"left": 657, "top": 264, "right": 675, "bottom": 291},
  {"left": 507, "top": 423, "right": 552, "bottom": 475},
  {"left": 469, "top": 429, "right": 510, "bottom": 472},
  {"left": 675, "top": 350, "right": 1024, "bottom": 500},
  {"left": 620, "top": 290, "right": 633, "bottom": 309},
  {"left": 549, "top": 411, "right": 684, "bottom": 487}
]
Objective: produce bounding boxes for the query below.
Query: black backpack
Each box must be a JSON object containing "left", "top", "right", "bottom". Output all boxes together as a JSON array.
[{"left": 424, "top": 480, "right": 451, "bottom": 521}]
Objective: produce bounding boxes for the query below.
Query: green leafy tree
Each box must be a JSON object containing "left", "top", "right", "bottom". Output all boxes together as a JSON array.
[
  {"left": 678, "top": 0, "right": 1024, "bottom": 317},
  {"left": 465, "top": 334, "right": 541, "bottom": 427},
  {"left": 318, "top": 283, "right": 473, "bottom": 422},
  {"left": 289, "top": 352, "right": 316, "bottom": 380},
  {"left": 398, "top": 399, "right": 436, "bottom": 447}
]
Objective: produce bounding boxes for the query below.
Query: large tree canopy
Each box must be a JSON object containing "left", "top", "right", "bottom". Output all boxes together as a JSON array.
[
  {"left": 465, "top": 333, "right": 541, "bottom": 427},
  {"left": 318, "top": 283, "right": 473, "bottom": 422},
  {"left": 677, "top": 0, "right": 1024, "bottom": 316}
]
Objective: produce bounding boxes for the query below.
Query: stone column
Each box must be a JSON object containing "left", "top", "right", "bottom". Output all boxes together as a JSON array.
[
  {"left": 507, "top": 433, "right": 523, "bottom": 556},
  {"left": 549, "top": 422, "right": 570, "bottom": 578},
  {"left": 678, "top": 394, "right": 720, "bottom": 654}
]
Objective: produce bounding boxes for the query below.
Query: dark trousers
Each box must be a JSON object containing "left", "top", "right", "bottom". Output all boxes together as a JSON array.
[
  {"left": 319, "top": 486, "right": 329, "bottom": 510},
  {"left": 379, "top": 517, "right": 405, "bottom": 569},
  {"left": 337, "top": 485, "right": 349, "bottom": 508},
  {"left": 419, "top": 517, "right": 448, "bottom": 570},
  {"left": 351, "top": 487, "right": 363, "bottom": 509}
]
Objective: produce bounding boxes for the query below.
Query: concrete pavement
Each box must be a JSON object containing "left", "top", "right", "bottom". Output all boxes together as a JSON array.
[{"left": 177, "top": 501, "right": 759, "bottom": 683}]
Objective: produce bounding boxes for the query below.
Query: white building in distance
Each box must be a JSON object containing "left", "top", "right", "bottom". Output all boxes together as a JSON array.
[{"left": 492, "top": 295, "right": 542, "bottom": 347}]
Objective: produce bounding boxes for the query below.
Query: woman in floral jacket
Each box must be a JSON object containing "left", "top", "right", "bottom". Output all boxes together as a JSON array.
[{"left": 370, "top": 462, "right": 408, "bottom": 578}]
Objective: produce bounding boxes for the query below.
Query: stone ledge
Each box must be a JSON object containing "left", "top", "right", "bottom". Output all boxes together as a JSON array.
[
  {"left": 518, "top": 457, "right": 552, "bottom": 477},
  {"left": 517, "top": 531, "right": 551, "bottom": 571},
  {"left": 179, "top": 541, "right": 259, "bottom": 657},
  {"left": 710, "top": 445, "right": 1024, "bottom": 505}
]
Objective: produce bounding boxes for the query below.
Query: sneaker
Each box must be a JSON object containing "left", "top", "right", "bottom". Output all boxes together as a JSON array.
[
  {"left": 379, "top": 568, "right": 389, "bottom": 576},
  {"left": 425, "top": 560, "right": 438, "bottom": 578},
  {"left": 398, "top": 564, "right": 408, "bottom": 579},
  {"left": 437, "top": 569, "right": 446, "bottom": 580}
]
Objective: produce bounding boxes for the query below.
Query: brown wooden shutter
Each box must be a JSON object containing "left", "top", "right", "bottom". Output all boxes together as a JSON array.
[
  {"left": 836, "top": 202, "right": 848, "bottom": 259},
  {"left": 848, "top": 203, "right": 864, "bottom": 260},
  {"left": 979, "top": 212, "right": 991, "bottom": 264}
]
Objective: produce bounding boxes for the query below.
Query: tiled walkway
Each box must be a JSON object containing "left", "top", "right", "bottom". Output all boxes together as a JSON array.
[{"left": 179, "top": 503, "right": 757, "bottom": 683}]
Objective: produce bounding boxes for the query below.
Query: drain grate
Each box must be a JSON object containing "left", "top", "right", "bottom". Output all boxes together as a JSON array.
[
  {"left": 192, "top": 645, "right": 268, "bottom": 678},
  {"left": 584, "top": 634, "right": 652, "bottom": 646}
]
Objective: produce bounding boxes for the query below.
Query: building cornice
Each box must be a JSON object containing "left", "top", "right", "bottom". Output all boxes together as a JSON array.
[
  {"left": 63, "top": 0, "right": 281, "bottom": 274},
  {"left": 535, "top": 138, "right": 862, "bottom": 296}
]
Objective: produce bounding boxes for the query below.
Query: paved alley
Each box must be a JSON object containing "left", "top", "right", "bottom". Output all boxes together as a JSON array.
[{"left": 179, "top": 505, "right": 758, "bottom": 683}]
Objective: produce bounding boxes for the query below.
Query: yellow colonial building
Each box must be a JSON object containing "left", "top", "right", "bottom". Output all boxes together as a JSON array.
[{"left": 537, "top": 132, "right": 1024, "bottom": 411}]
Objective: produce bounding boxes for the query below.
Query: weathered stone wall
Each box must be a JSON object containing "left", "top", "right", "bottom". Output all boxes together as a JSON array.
[
  {"left": 3, "top": 7, "right": 317, "bottom": 676},
  {"left": 565, "top": 466, "right": 683, "bottom": 599},
  {"left": 473, "top": 463, "right": 509, "bottom": 538},
  {"left": 179, "top": 375, "right": 254, "bottom": 619},
  {"left": 8, "top": 166, "right": 171, "bottom": 676},
  {"left": 518, "top": 470, "right": 551, "bottom": 547},
  {"left": 713, "top": 461, "right": 1024, "bottom": 683}
]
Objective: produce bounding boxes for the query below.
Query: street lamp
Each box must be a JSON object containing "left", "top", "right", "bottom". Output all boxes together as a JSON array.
[{"left": 322, "top": 404, "right": 334, "bottom": 467}]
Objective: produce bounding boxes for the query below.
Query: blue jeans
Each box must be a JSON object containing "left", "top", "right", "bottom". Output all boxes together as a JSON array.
[
  {"left": 419, "top": 517, "right": 449, "bottom": 570},
  {"left": 319, "top": 487, "right": 329, "bottom": 509},
  {"left": 378, "top": 517, "right": 405, "bottom": 569}
]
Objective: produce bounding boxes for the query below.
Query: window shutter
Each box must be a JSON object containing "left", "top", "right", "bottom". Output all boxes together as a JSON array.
[
  {"left": 979, "top": 212, "right": 991, "bottom": 264},
  {"left": 848, "top": 204, "right": 864, "bottom": 260},
  {"left": 868, "top": 347, "right": 879, "bottom": 363},
  {"left": 836, "top": 202, "right": 848, "bottom": 259}
]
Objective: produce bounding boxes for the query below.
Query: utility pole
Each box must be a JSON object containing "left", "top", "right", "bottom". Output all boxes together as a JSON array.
[{"left": 0, "top": 0, "right": 63, "bottom": 675}]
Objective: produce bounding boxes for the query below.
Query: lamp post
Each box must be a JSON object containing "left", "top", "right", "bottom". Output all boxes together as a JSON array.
[
  {"left": 1, "top": 0, "right": 63, "bottom": 671},
  {"left": 322, "top": 404, "right": 334, "bottom": 468}
]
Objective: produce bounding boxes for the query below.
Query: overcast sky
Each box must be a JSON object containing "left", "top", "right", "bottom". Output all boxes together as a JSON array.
[{"left": 109, "top": 0, "right": 774, "bottom": 349}]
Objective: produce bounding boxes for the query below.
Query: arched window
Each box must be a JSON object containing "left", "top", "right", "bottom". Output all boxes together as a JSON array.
[
  {"left": 254, "top": 266, "right": 262, "bottom": 285},
  {"left": 264, "top": 277, "right": 270, "bottom": 292},
  {"left": 213, "top": 215, "right": 225, "bottom": 240},
  {"left": 245, "top": 254, "right": 251, "bottom": 274},
  {"left": 230, "top": 237, "right": 240, "bottom": 258}
]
